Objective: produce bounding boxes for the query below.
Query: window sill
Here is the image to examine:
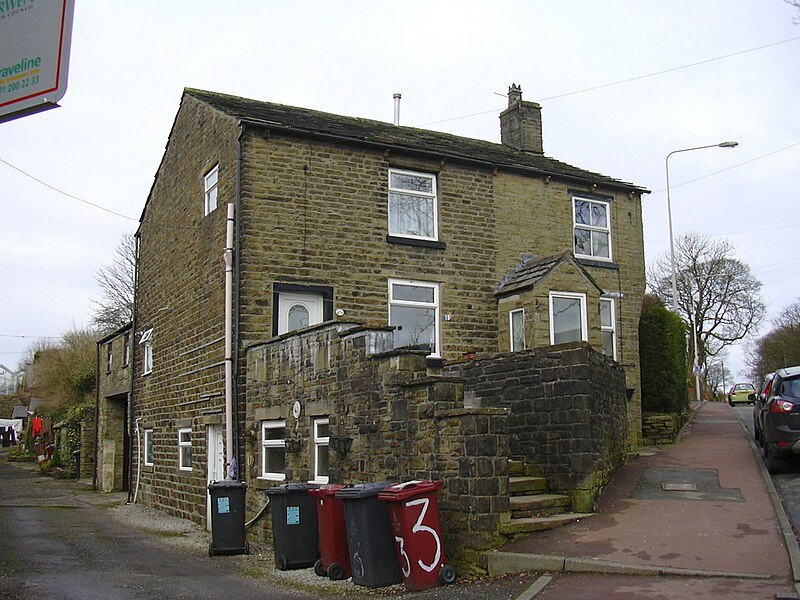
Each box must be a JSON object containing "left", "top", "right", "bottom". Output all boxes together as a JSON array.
[
  {"left": 387, "top": 235, "right": 446, "bottom": 250},
  {"left": 576, "top": 257, "right": 620, "bottom": 270}
]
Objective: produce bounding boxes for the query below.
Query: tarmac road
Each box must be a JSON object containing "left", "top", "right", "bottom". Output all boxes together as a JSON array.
[{"left": 0, "top": 448, "right": 539, "bottom": 600}]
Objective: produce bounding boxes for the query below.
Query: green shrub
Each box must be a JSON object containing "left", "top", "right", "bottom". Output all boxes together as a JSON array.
[{"left": 639, "top": 295, "right": 689, "bottom": 414}]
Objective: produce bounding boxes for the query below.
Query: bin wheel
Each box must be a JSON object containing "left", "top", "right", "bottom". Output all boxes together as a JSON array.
[
  {"left": 439, "top": 564, "right": 458, "bottom": 586},
  {"left": 314, "top": 559, "right": 327, "bottom": 578},
  {"left": 244, "top": 542, "right": 250, "bottom": 555},
  {"left": 327, "top": 562, "right": 346, "bottom": 581},
  {"left": 276, "top": 555, "right": 288, "bottom": 571},
  {"left": 208, "top": 542, "right": 215, "bottom": 557}
]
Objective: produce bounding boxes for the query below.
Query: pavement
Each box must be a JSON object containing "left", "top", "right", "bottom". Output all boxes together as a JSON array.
[{"left": 491, "top": 400, "right": 800, "bottom": 599}]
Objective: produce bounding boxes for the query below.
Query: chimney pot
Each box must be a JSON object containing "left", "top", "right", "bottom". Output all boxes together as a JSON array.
[{"left": 499, "top": 84, "right": 543, "bottom": 154}]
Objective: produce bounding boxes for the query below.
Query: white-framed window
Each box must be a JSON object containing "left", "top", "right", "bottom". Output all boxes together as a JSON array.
[
  {"left": 178, "top": 427, "right": 192, "bottom": 471},
  {"left": 388, "top": 169, "right": 438, "bottom": 240},
  {"left": 510, "top": 309, "right": 525, "bottom": 352},
  {"left": 106, "top": 342, "right": 113, "bottom": 374},
  {"left": 144, "top": 428, "right": 154, "bottom": 466},
  {"left": 388, "top": 279, "right": 440, "bottom": 357},
  {"left": 313, "top": 418, "right": 330, "bottom": 484},
  {"left": 140, "top": 328, "right": 153, "bottom": 375},
  {"left": 260, "top": 420, "right": 286, "bottom": 481},
  {"left": 123, "top": 332, "right": 130, "bottom": 367},
  {"left": 204, "top": 164, "right": 219, "bottom": 216},
  {"left": 600, "top": 298, "right": 617, "bottom": 360},
  {"left": 573, "top": 196, "right": 612, "bottom": 260},
  {"left": 549, "top": 292, "right": 588, "bottom": 345}
]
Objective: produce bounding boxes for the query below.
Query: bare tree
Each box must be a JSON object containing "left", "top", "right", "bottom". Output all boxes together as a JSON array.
[
  {"left": 91, "top": 233, "right": 136, "bottom": 333},
  {"left": 747, "top": 298, "right": 800, "bottom": 380},
  {"left": 649, "top": 232, "right": 766, "bottom": 372},
  {"left": 785, "top": 0, "right": 800, "bottom": 23}
]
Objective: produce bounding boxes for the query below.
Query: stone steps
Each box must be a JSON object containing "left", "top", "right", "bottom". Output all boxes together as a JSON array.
[
  {"left": 510, "top": 493, "right": 571, "bottom": 518},
  {"left": 499, "top": 512, "right": 595, "bottom": 536}
]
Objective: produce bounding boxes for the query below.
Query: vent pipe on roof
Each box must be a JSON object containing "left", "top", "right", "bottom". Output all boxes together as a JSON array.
[{"left": 393, "top": 93, "right": 401, "bottom": 125}]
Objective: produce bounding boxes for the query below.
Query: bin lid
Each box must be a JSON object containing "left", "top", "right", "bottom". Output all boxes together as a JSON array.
[
  {"left": 265, "top": 483, "right": 318, "bottom": 495},
  {"left": 334, "top": 481, "right": 392, "bottom": 499},
  {"left": 207, "top": 479, "right": 247, "bottom": 491},
  {"left": 377, "top": 480, "right": 442, "bottom": 502},
  {"left": 308, "top": 483, "right": 348, "bottom": 498}
]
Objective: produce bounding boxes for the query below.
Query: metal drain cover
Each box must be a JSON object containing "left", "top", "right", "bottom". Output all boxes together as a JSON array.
[{"left": 661, "top": 483, "right": 697, "bottom": 492}]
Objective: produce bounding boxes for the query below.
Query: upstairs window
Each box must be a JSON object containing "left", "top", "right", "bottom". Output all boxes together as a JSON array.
[
  {"left": 106, "top": 342, "right": 113, "bottom": 374},
  {"left": 389, "top": 279, "right": 440, "bottom": 357},
  {"left": 140, "top": 328, "right": 153, "bottom": 375},
  {"left": 549, "top": 292, "right": 587, "bottom": 345},
  {"left": 600, "top": 298, "right": 617, "bottom": 360},
  {"left": 388, "top": 169, "right": 437, "bottom": 240},
  {"left": 260, "top": 420, "right": 286, "bottom": 481},
  {"left": 123, "top": 332, "right": 130, "bottom": 367},
  {"left": 573, "top": 196, "right": 611, "bottom": 260},
  {"left": 204, "top": 164, "right": 219, "bottom": 216}
]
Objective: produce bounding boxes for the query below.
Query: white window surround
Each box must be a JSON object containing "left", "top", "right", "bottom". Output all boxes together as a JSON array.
[
  {"left": 388, "top": 279, "right": 441, "bottom": 357},
  {"left": 140, "top": 329, "right": 153, "bottom": 375},
  {"left": 313, "top": 418, "right": 330, "bottom": 484},
  {"left": 549, "top": 292, "right": 588, "bottom": 345},
  {"left": 600, "top": 298, "right": 617, "bottom": 360},
  {"left": 178, "top": 427, "right": 192, "bottom": 471},
  {"left": 144, "top": 429, "right": 154, "bottom": 466},
  {"left": 510, "top": 308, "right": 525, "bottom": 352},
  {"left": 260, "top": 420, "right": 287, "bottom": 481},
  {"left": 388, "top": 168, "right": 438, "bottom": 241},
  {"left": 204, "top": 164, "right": 219, "bottom": 216},
  {"left": 573, "top": 196, "right": 612, "bottom": 261},
  {"left": 123, "top": 333, "right": 130, "bottom": 367}
]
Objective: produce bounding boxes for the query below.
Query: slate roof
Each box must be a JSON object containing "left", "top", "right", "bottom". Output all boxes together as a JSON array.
[
  {"left": 494, "top": 251, "right": 602, "bottom": 297},
  {"left": 184, "top": 88, "right": 647, "bottom": 194}
]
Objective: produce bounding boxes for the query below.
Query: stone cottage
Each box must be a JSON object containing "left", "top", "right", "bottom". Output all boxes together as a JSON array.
[{"left": 130, "top": 84, "right": 648, "bottom": 563}]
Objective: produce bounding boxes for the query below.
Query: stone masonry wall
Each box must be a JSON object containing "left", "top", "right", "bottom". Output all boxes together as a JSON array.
[
  {"left": 447, "top": 342, "right": 628, "bottom": 512},
  {"left": 245, "top": 323, "right": 510, "bottom": 573}
]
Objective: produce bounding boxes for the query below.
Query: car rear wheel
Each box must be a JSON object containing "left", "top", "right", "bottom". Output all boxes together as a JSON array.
[{"left": 765, "top": 443, "right": 790, "bottom": 474}]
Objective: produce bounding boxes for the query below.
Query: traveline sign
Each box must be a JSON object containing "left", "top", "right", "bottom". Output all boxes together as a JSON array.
[{"left": 0, "top": 0, "right": 75, "bottom": 124}]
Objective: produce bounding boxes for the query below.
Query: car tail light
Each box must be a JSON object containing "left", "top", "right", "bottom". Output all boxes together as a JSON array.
[{"left": 770, "top": 400, "right": 794, "bottom": 413}]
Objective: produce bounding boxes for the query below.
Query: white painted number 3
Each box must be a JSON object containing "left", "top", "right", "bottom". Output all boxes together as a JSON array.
[{"left": 406, "top": 497, "right": 441, "bottom": 573}]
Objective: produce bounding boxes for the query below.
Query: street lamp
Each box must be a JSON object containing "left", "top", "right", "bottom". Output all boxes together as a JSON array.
[{"left": 664, "top": 141, "right": 738, "bottom": 402}]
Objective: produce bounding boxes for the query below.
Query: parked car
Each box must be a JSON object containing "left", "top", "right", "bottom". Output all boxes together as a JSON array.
[
  {"left": 752, "top": 366, "right": 800, "bottom": 473},
  {"left": 728, "top": 382, "right": 756, "bottom": 406},
  {"left": 752, "top": 372, "right": 775, "bottom": 445}
]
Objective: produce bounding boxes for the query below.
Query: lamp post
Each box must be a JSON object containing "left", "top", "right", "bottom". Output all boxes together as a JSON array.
[{"left": 665, "top": 141, "right": 738, "bottom": 402}]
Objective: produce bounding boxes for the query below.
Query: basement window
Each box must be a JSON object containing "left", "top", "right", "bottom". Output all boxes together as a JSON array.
[
  {"left": 178, "top": 427, "right": 192, "bottom": 471},
  {"left": 260, "top": 420, "right": 286, "bottom": 481},
  {"left": 313, "top": 418, "right": 330, "bottom": 484}
]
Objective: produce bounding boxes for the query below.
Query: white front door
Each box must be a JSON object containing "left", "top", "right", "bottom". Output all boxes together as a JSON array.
[
  {"left": 206, "top": 424, "right": 225, "bottom": 530},
  {"left": 277, "top": 292, "right": 324, "bottom": 335}
]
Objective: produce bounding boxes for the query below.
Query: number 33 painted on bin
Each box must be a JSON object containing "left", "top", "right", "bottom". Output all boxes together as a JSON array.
[{"left": 394, "top": 497, "right": 441, "bottom": 577}]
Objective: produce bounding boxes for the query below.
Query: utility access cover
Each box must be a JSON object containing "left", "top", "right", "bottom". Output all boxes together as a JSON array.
[{"left": 633, "top": 467, "right": 742, "bottom": 502}]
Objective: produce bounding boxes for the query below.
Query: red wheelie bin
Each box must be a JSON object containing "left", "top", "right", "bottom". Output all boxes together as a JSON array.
[
  {"left": 309, "top": 484, "right": 351, "bottom": 581},
  {"left": 378, "top": 480, "right": 457, "bottom": 591}
]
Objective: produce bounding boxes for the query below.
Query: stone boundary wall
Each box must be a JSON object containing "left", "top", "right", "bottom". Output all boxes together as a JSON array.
[
  {"left": 446, "top": 342, "right": 627, "bottom": 512},
  {"left": 642, "top": 412, "right": 687, "bottom": 445}
]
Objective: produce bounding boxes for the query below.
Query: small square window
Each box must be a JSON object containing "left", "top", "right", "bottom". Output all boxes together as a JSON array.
[
  {"left": 178, "top": 427, "right": 192, "bottom": 471},
  {"left": 144, "top": 429, "right": 154, "bottom": 466},
  {"left": 261, "top": 420, "right": 286, "bottom": 481},
  {"left": 388, "top": 169, "right": 437, "bottom": 241},
  {"left": 549, "top": 292, "right": 588, "bottom": 345},
  {"left": 313, "top": 418, "right": 329, "bottom": 484},
  {"left": 204, "top": 165, "right": 219, "bottom": 216}
]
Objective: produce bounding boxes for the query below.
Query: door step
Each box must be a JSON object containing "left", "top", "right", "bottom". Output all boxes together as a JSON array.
[{"left": 499, "top": 512, "right": 595, "bottom": 536}]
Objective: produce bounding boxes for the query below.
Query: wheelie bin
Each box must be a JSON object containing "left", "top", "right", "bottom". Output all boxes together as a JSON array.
[
  {"left": 378, "top": 480, "right": 457, "bottom": 591},
  {"left": 266, "top": 483, "right": 319, "bottom": 570},
  {"left": 335, "top": 482, "right": 402, "bottom": 588},
  {"left": 309, "top": 484, "right": 351, "bottom": 580},
  {"left": 208, "top": 480, "right": 249, "bottom": 556}
]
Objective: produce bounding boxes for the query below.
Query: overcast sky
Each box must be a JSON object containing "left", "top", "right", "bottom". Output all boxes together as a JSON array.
[{"left": 1, "top": 1, "right": 798, "bottom": 380}]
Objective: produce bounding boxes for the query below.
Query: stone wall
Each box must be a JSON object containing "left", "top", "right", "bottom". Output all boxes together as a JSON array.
[
  {"left": 245, "top": 323, "right": 510, "bottom": 573},
  {"left": 642, "top": 412, "right": 687, "bottom": 445},
  {"left": 446, "top": 342, "right": 628, "bottom": 512},
  {"left": 96, "top": 326, "right": 131, "bottom": 493}
]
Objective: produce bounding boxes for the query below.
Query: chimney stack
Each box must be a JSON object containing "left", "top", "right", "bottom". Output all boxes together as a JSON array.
[{"left": 499, "top": 84, "right": 543, "bottom": 154}]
